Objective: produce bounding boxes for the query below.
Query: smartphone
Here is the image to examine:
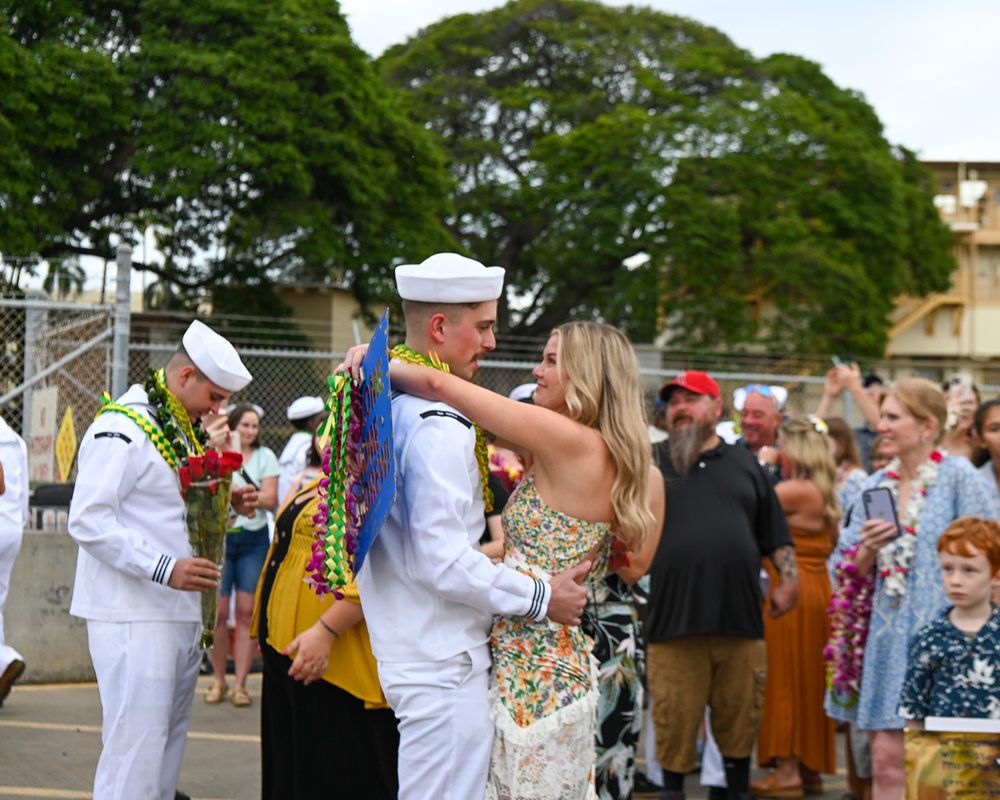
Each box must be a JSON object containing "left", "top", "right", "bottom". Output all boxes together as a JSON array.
[
  {"left": 863, "top": 487, "right": 900, "bottom": 534},
  {"left": 831, "top": 354, "right": 843, "bottom": 367}
]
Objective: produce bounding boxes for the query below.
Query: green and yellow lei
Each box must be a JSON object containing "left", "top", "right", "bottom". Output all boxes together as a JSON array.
[
  {"left": 390, "top": 344, "right": 493, "bottom": 512},
  {"left": 95, "top": 368, "right": 208, "bottom": 469}
]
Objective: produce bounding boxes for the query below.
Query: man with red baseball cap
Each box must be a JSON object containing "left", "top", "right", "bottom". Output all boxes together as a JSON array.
[
  {"left": 658, "top": 370, "right": 721, "bottom": 403},
  {"left": 644, "top": 370, "right": 798, "bottom": 800}
]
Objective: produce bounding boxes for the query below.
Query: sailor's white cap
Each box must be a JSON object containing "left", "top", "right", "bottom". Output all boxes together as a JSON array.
[
  {"left": 286, "top": 396, "right": 325, "bottom": 421},
  {"left": 182, "top": 320, "right": 252, "bottom": 393},
  {"left": 395, "top": 253, "right": 505, "bottom": 303},
  {"left": 508, "top": 383, "right": 536, "bottom": 402}
]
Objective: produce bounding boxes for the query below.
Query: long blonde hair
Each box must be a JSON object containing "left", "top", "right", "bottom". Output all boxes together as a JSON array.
[
  {"left": 554, "top": 321, "right": 652, "bottom": 549},
  {"left": 779, "top": 416, "right": 841, "bottom": 527}
]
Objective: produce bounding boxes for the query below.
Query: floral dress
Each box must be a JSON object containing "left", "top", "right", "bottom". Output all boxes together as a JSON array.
[{"left": 488, "top": 474, "right": 611, "bottom": 800}]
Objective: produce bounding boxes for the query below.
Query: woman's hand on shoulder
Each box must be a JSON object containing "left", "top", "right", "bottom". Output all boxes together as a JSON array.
[{"left": 334, "top": 344, "right": 369, "bottom": 381}]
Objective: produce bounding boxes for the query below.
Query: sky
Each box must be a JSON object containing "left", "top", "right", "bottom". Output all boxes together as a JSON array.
[{"left": 339, "top": 0, "right": 1000, "bottom": 163}]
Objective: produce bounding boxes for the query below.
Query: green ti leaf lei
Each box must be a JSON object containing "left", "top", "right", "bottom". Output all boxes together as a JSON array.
[
  {"left": 390, "top": 344, "right": 493, "bottom": 512},
  {"left": 95, "top": 368, "right": 208, "bottom": 470}
]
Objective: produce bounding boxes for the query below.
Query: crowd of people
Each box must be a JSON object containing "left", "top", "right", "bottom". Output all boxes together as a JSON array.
[{"left": 3, "top": 252, "right": 1000, "bottom": 800}]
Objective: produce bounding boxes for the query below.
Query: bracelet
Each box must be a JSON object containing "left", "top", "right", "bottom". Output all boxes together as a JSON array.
[{"left": 318, "top": 618, "right": 339, "bottom": 639}]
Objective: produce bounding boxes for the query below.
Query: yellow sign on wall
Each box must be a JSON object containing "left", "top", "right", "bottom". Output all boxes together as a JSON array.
[{"left": 55, "top": 406, "right": 78, "bottom": 483}]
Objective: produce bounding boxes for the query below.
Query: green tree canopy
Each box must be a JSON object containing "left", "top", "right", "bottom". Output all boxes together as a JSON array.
[
  {"left": 0, "top": 0, "right": 453, "bottom": 310},
  {"left": 378, "top": 0, "right": 956, "bottom": 355}
]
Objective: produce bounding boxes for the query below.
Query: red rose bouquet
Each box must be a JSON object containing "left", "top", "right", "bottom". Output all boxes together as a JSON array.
[{"left": 178, "top": 450, "right": 243, "bottom": 648}]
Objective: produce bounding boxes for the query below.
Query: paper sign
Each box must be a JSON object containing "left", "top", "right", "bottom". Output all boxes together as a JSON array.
[
  {"left": 905, "top": 729, "right": 1000, "bottom": 798},
  {"left": 28, "top": 386, "right": 58, "bottom": 483},
  {"left": 352, "top": 308, "right": 395, "bottom": 573}
]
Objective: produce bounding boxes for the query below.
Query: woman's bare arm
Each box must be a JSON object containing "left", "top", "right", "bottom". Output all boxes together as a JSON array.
[{"left": 616, "top": 465, "right": 664, "bottom": 584}]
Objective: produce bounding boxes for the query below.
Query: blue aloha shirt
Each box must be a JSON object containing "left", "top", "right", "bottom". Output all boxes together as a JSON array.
[{"left": 898, "top": 605, "right": 1000, "bottom": 721}]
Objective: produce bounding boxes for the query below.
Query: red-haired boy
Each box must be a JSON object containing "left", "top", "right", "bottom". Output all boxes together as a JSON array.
[{"left": 899, "top": 516, "right": 1000, "bottom": 726}]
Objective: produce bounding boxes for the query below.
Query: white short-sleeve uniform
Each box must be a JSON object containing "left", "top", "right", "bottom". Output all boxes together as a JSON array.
[
  {"left": 68, "top": 384, "right": 202, "bottom": 800},
  {"left": 0, "top": 415, "right": 28, "bottom": 674},
  {"left": 358, "top": 392, "right": 550, "bottom": 800},
  {"left": 277, "top": 430, "right": 312, "bottom": 507}
]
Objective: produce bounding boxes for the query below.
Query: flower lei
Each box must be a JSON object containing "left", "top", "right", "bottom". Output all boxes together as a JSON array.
[
  {"left": 390, "top": 344, "right": 493, "bottom": 512},
  {"left": 825, "top": 542, "right": 876, "bottom": 707},
  {"left": 875, "top": 449, "right": 944, "bottom": 604},
  {"left": 305, "top": 375, "right": 360, "bottom": 598}
]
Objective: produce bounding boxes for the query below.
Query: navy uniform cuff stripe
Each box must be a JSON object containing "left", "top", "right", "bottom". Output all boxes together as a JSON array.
[
  {"left": 152, "top": 555, "right": 171, "bottom": 584},
  {"left": 528, "top": 578, "right": 544, "bottom": 619}
]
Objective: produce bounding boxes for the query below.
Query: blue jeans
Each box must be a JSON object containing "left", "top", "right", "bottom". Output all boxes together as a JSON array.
[{"left": 220, "top": 527, "right": 270, "bottom": 595}]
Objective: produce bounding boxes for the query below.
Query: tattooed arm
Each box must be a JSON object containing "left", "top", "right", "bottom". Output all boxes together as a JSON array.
[{"left": 767, "top": 544, "right": 799, "bottom": 618}]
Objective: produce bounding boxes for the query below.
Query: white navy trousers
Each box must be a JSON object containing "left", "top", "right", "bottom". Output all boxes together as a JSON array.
[
  {"left": 378, "top": 647, "right": 494, "bottom": 800},
  {"left": 87, "top": 619, "right": 201, "bottom": 800}
]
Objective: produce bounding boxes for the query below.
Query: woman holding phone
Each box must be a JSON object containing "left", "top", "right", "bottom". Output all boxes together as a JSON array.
[
  {"left": 828, "top": 379, "right": 997, "bottom": 799},
  {"left": 205, "top": 403, "right": 279, "bottom": 707}
]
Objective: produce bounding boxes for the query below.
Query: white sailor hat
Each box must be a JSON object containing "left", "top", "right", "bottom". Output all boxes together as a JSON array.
[
  {"left": 286, "top": 396, "right": 325, "bottom": 421},
  {"left": 182, "top": 320, "right": 252, "bottom": 393},
  {"left": 508, "top": 383, "right": 536, "bottom": 402},
  {"left": 395, "top": 253, "right": 505, "bottom": 303}
]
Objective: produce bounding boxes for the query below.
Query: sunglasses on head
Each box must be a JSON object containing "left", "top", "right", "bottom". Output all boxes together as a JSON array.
[{"left": 734, "top": 384, "right": 788, "bottom": 412}]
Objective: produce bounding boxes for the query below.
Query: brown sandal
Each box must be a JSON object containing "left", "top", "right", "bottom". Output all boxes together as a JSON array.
[
  {"left": 231, "top": 686, "right": 252, "bottom": 707},
  {"left": 750, "top": 773, "right": 804, "bottom": 800},
  {"left": 204, "top": 682, "right": 228, "bottom": 704}
]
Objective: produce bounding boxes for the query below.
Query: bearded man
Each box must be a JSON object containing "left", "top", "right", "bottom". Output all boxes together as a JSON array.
[{"left": 645, "top": 370, "right": 798, "bottom": 800}]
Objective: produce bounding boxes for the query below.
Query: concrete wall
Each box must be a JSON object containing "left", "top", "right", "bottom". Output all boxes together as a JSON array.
[{"left": 7, "top": 530, "right": 94, "bottom": 683}]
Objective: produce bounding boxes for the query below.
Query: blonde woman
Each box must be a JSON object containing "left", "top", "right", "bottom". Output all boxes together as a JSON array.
[
  {"left": 753, "top": 416, "right": 841, "bottom": 799},
  {"left": 388, "top": 320, "right": 659, "bottom": 800}
]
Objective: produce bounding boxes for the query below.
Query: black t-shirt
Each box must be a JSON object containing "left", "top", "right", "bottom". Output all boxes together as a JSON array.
[{"left": 646, "top": 439, "right": 792, "bottom": 643}]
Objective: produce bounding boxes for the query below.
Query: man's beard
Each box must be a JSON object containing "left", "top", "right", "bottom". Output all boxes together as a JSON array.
[{"left": 669, "top": 419, "right": 714, "bottom": 476}]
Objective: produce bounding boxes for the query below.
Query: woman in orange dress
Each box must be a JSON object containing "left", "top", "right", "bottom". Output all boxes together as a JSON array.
[{"left": 752, "top": 416, "right": 841, "bottom": 799}]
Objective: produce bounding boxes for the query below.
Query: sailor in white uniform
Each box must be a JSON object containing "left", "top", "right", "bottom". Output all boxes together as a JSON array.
[
  {"left": 276, "top": 395, "right": 325, "bottom": 504},
  {"left": 68, "top": 320, "right": 256, "bottom": 800},
  {"left": 0, "top": 413, "right": 28, "bottom": 706},
  {"left": 351, "top": 253, "right": 590, "bottom": 800}
]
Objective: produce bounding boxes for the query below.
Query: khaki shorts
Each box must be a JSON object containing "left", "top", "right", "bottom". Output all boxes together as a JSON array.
[{"left": 647, "top": 635, "right": 767, "bottom": 774}]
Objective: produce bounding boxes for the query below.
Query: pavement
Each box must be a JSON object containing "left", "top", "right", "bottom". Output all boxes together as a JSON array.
[
  {"left": 0, "top": 674, "right": 853, "bottom": 799},
  {"left": 0, "top": 675, "right": 263, "bottom": 799}
]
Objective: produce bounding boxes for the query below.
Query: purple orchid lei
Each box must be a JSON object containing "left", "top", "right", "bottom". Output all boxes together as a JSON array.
[
  {"left": 305, "top": 375, "right": 363, "bottom": 598},
  {"left": 824, "top": 542, "right": 876, "bottom": 707}
]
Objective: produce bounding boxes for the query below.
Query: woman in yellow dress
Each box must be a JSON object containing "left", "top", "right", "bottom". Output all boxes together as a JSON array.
[{"left": 251, "top": 471, "right": 398, "bottom": 799}]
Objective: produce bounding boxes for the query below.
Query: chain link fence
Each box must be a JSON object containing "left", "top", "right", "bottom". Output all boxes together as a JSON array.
[
  {"left": 4, "top": 297, "right": 1000, "bottom": 485},
  {"left": 0, "top": 296, "right": 112, "bottom": 483},
  {"left": 121, "top": 316, "right": 841, "bottom": 459}
]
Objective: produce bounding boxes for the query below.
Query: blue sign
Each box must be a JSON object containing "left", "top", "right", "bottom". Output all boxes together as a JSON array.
[{"left": 352, "top": 308, "right": 394, "bottom": 572}]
